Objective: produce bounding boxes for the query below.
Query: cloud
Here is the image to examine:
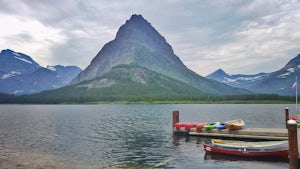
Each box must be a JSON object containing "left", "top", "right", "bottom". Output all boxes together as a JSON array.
[
  {"left": 0, "top": 12, "right": 67, "bottom": 65},
  {"left": 0, "top": 0, "right": 300, "bottom": 76},
  {"left": 175, "top": 0, "right": 300, "bottom": 75}
]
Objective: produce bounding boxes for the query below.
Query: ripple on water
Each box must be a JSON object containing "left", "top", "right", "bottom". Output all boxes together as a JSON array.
[{"left": 0, "top": 104, "right": 291, "bottom": 168}]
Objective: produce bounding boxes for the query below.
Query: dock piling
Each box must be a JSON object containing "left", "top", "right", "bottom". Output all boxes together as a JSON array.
[
  {"left": 286, "top": 107, "right": 289, "bottom": 128},
  {"left": 287, "top": 120, "right": 299, "bottom": 169},
  {"left": 172, "top": 111, "right": 179, "bottom": 131}
]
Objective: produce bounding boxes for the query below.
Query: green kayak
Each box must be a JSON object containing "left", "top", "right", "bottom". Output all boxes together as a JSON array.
[{"left": 203, "top": 122, "right": 220, "bottom": 130}]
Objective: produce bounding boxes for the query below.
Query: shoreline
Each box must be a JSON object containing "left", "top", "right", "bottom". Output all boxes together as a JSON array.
[{"left": 0, "top": 100, "right": 295, "bottom": 105}]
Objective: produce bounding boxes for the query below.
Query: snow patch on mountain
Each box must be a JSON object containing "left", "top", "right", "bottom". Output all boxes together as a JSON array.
[
  {"left": 14, "top": 90, "right": 24, "bottom": 94},
  {"left": 277, "top": 68, "right": 295, "bottom": 78},
  {"left": 14, "top": 55, "right": 33, "bottom": 64},
  {"left": 224, "top": 74, "right": 268, "bottom": 83},
  {"left": 47, "top": 66, "right": 56, "bottom": 71},
  {"left": 12, "top": 52, "right": 21, "bottom": 57},
  {"left": 1, "top": 71, "right": 22, "bottom": 79}
]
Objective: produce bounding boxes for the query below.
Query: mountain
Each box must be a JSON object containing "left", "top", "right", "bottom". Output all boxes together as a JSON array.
[
  {"left": 207, "top": 69, "right": 270, "bottom": 89},
  {"left": 207, "top": 53, "right": 300, "bottom": 96},
  {"left": 16, "top": 64, "right": 209, "bottom": 104},
  {"left": 75, "top": 64, "right": 206, "bottom": 96},
  {"left": 71, "top": 14, "right": 248, "bottom": 95},
  {"left": 0, "top": 49, "right": 81, "bottom": 95},
  {"left": 0, "top": 49, "right": 41, "bottom": 74},
  {"left": 249, "top": 53, "right": 300, "bottom": 95}
]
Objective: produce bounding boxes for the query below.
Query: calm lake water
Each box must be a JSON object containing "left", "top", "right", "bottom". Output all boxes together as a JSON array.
[{"left": 0, "top": 104, "right": 295, "bottom": 168}]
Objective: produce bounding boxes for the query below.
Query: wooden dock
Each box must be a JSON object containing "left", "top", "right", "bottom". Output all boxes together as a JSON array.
[
  {"left": 172, "top": 109, "right": 300, "bottom": 169},
  {"left": 174, "top": 127, "right": 288, "bottom": 140}
]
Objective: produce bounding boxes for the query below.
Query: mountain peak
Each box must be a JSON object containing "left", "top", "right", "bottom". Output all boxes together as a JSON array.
[
  {"left": 0, "top": 49, "right": 41, "bottom": 74},
  {"left": 0, "top": 49, "right": 81, "bottom": 95},
  {"left": 284, "top": 53, "right": 300, "bottom": 69},
  {"left": 207, "top": 68, "right": 229, "bottom": 78},
  {"left": 70, "top": 14, "right": 247, "bottom": 95},
  {"left": 115, "top": 14, "right": 166, "bottom": 44},
  {"left": 1, "top": 49, "right": 38, "bottom": 64},
  {"left": 127, "top": 14, "right": 147, "bottom": 23},
  {"left": 71, "top": 14, "right": 176, "bottom": 84},
  {"left": 215, "top": 68, "right": 227, "bottom": 75}
]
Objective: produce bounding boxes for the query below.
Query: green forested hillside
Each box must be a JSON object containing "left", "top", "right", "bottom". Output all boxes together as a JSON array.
[
  {"left": 0, "top": 65, "right": 295, "bottom": 104},
  {"left": 2, "top": 65, "right": 206, "bottom": 103}
]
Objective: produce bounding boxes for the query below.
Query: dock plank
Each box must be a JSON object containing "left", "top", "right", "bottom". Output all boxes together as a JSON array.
[{"left": 175, "top": 127, "right": 288, "bottom": 140}]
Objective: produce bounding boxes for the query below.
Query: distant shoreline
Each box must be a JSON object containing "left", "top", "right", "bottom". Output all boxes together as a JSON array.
[
  {"left": 0, "top": 100, "right": 295, "bottom": 105},
  {"left": 82, "top": 100, "right": 295, "bottom": 104}
]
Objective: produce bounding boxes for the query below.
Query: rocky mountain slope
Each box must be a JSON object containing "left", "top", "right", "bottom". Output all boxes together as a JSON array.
[
  {"left": 207, "top": 53, "right": 300, "bottom": 95},
  {"left": 0, "top": 49, "right": 81, "bottom": 95},
  {"left": 70, "top": 14, "right": 248, "bottom": 95},
  {"left": 207, "top": 69, "right": 270, "bottom": 89}
]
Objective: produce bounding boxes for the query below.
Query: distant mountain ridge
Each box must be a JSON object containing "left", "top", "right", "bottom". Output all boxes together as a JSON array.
[
  {"left": 71, "top": 14, "right": 248, "bottom": 95},
  {"left": 0, "top": 49, "right": 81, "bottom": 95},
  {"left": 207, "top": 69, "right": 270, "bottom": 89},
  {"left": 0, "top": 49, "right": 40, "bottom": 74},
  {"left": 207, "top": 53, "right": 300, "bottom": 95}
]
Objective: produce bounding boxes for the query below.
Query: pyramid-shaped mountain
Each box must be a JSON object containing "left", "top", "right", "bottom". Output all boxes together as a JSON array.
[{"left": 71, "top": 14, "right": 247, "bottom": 95}]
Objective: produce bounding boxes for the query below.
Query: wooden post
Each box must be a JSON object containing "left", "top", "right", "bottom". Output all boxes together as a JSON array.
[
  {"left": 287, "top": 120, "right": 299, "bottom": 169},
  {"left": 286, "top": 107, "right": 289, "bottom": 128},
  {"left": 172, "top": 111, "right": 179, "bottom": 131}
]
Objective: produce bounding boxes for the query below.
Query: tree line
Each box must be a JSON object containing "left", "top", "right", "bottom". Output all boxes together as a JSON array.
[{"left": 0, "top": 92, "right": 295, "bottom": 104}]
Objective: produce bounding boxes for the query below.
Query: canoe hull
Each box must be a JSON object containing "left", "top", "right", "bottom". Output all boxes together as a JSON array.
[
  {"left": 215, "top": 123, "right": 226, "bottom": 130},
  {"left": 203, "top": 144, "right": 289, "bottom": 158},
  {"left": 204, "top": 122, "right": 220, "bottom": 130},
  {"left": 211, "top": 139, "right": 288, "bottom": 149},
  {"left": 203, "top": 125, "right": 215, "bottom": 130},
  {"left": 175, "top": 122, "right": 208, "bottom": 131},
  {"left": 226, "top": 124, "right": 243, "bottom": 131},
  {"left": 225, "top": 119, "right": 245, "bottom": 131},
  {"left": 196, "top": 122, "right": 208, "bottom": 131}
]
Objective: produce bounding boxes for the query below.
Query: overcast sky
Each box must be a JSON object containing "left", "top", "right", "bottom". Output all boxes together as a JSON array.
[{"left": 0, "top": 0, "right": 300, "bottom": 76}]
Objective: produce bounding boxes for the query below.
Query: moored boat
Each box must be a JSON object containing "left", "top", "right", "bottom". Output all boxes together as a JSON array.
[
  {"left": 175, "top": 122, "right": 208, "bottom": 131},
  {"left": 203, "top": 144, "right": 289, "bottom": 158},
  {"left": 196, "top": 122, "right": 208, "bottom": 131},
  {"left": 184, "top": 122, "right": 197, "bottom": 130},
  {"left": 203, "top": 139, "right": 289, "bottom": 158},
  {"left": 175, "top": 122, "right": 187, "bottom": 130},
  {"left": 211, "top": 139, "right": 288, "bottom": 149},
  {"left": 203, "top": 122, "right": 220, "bottom": 130},
  {"left": 225, "top": 119, "right": 245, "bottom": 131},
  {"left": 215, "top": 123, "right": 226, "bottom": 130}
]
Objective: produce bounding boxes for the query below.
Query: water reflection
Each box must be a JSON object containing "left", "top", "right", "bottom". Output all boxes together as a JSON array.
[
  {"left": 204, "top": 152, "right": 289, "bottom": 163},
  {"left": 0, "top": 104, "right": 292, "bottom": 169}
]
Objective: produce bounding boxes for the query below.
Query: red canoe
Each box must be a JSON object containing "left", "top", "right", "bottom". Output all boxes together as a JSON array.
[
  {"left": 195, "top": 122, "right": 208, "bottom": 131},
  {"left": 175, "top": 122, "right": 187, "bottom": 130},
  {"left": 175, "top": 122, "right": 208, "bottom": 131},
  {"left": 203, "top": 140, "right": 289, "bottom": 158},
  {"left": 184, "top": 122, "right": 197, "bottom": 130}
]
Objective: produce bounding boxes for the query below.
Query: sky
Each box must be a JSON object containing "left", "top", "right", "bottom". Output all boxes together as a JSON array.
[{"left": 0, "top": 0, "right": 300, "bottom": 76}]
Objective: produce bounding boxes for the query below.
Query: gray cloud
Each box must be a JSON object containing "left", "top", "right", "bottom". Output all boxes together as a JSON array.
[{"left": 0, "top": 0, "right": 300, "bottom": 76}]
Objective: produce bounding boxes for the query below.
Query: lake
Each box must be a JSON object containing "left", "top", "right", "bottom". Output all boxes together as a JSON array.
[{"left": 0, "top": 104, "right": 294, "bottom": 168}]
